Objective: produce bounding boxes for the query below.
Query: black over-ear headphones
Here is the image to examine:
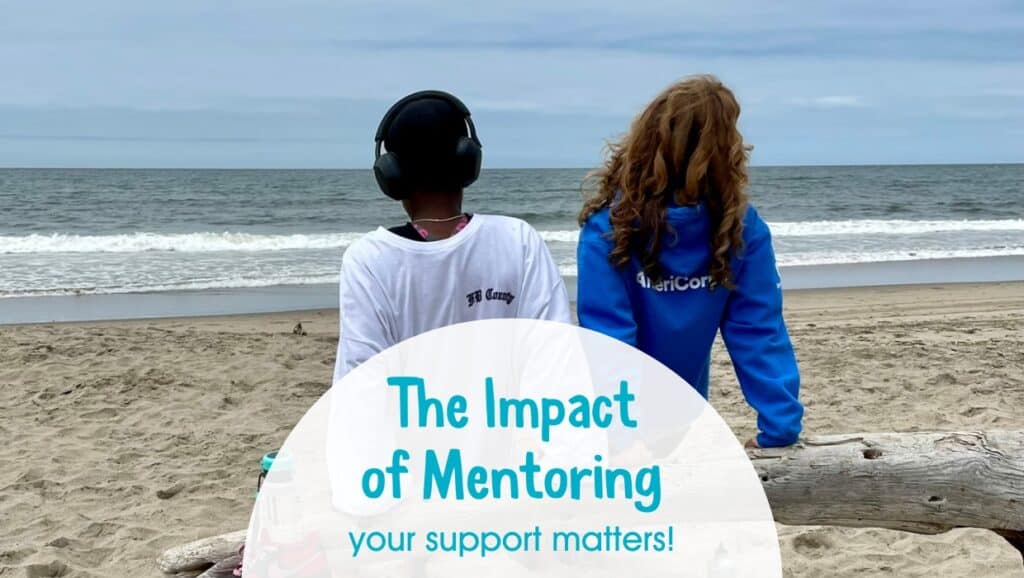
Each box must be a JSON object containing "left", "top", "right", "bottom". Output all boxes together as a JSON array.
[{"left": 373, "top": 90, "right": 483, "bottom": 200}]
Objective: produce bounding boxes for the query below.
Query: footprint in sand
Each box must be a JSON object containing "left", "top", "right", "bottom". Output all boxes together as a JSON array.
[
  {"left": 80, "top": 407, "right": 118, "bottom": 420},
  {"left": 929, "top": 373, "right": 959, "bottom": 386},
  {"left": 960, "top": 406, "right": 991, "bottom": 418},
  {"left": 77, "top": 521, "right": 120, "bottom": 539},
  {"left": 24, "top": 560, "right": 69, "bottom": 578},
  {"left": 156, "top": 482, "right": 186, "bottom": 500},
  {"left": 0, "top": 547, "right": 34, "bottom": 566},
  {"left": 46, "top": 537, "right": 72, "bottom": 549},
  {"left": 791, "top": 530, "right": 836, "bottom": 559}
]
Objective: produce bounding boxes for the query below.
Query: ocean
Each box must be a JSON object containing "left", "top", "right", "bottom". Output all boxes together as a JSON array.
[{"left": 1, "top": 165, "right": 1023, "bottom": 300}]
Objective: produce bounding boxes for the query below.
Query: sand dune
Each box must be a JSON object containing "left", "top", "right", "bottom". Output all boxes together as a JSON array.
[{"left": 1, "top": 282, "right": 1022, "bottom": 576}]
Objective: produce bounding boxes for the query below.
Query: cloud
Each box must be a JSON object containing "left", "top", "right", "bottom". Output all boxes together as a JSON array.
[
  {"left": 470, "top": 100, "right": 545, "bottom": 113},
  {"left": 1, "top": 0, "right": 1022, "bottom": 166},
  {"left": 787, "top": 96, "right": 866, "bottom": 109},
  {"left": 346, "top": 28, "right": 1024, "bottom": 63}
]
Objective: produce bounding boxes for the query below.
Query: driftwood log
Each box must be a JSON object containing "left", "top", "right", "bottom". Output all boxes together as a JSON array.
[
  {"left": 158, "top": 431, "right": 1024, "bottom": 574},
  {"left": 157, "top": 529, "right": 245, "bottom": 576},
  {"left": 751, "top": 431, "right": 1024, "bottom": 557}
]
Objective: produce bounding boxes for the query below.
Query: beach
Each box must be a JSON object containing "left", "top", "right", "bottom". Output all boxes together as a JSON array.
[
  {"left": 0, "top": 281, "right": 1021, "bottom": 576},
  {"left": 3, "top": 0, "right": 1022, "bottom": 572}
]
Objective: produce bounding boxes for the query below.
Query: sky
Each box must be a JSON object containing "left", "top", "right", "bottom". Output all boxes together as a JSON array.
[{"left": 1, "top": 1, "right": 1022, "bottom": 168}]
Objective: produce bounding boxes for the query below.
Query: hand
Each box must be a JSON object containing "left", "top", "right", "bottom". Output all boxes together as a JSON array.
[{"left": 743, "top": 437, "right": 760, "bottom": 450}]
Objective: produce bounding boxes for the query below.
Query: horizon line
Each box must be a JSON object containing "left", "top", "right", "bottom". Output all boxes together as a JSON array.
[{"left": 1, "top": 161, "right": 1022, "bottom": 171}]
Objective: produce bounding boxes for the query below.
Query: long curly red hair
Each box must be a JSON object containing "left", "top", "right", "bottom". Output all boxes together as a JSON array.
[{"left": 580, "top": 75, "right": 751, "bottom": 288}]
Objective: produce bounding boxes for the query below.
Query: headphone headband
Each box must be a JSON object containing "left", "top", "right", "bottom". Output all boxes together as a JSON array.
[{"left": 374, "top": 90, "right": 479, "bottom": 151}]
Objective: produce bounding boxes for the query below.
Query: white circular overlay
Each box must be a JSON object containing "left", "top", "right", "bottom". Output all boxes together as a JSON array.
[{"left": 244, "top": 319, "right": 781, "bottom": 577}]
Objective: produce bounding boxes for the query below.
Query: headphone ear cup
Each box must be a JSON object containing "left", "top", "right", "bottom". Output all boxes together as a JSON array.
[
  {"left": 373, "top": 152, "right": 406, "bottom": 200},
  {"left": 454, "top": 136, "right": 482, "bottom": 188}
]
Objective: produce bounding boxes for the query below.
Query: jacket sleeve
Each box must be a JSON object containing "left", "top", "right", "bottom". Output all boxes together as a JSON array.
[
  {"left": 517, "top": 226, "right": 573, "bottom": 324},
  {"left": 720, "top": 214, "right": 803, "bottom": 447},
  {"left": 576, "top": 215, "right": 638, "bottom": 347},
  {"left": 332, "top": 248, "right": 395, "bottom": 383}
]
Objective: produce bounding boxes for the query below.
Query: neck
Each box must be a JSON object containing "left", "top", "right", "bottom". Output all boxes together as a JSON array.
[
  {"left": 403, "top": 191, "right": 463, "bottom": 221},
  {"left": 402, "top": 191, "right": 466, "bottom": 240}
]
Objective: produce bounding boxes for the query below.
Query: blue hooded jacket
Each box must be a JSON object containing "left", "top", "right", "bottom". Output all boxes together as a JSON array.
[{"left": 577, "top": 202, "right": 803, "bottom": 447}]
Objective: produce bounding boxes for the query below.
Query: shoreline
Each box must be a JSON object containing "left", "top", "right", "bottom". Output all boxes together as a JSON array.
[{"left": 3, "top": 255, "right": 1024, "bottom": 325}]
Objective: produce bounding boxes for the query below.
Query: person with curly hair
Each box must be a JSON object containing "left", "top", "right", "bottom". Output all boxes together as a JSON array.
[{"left": 577, "top": 75, "right": 803, "bottom": 448}]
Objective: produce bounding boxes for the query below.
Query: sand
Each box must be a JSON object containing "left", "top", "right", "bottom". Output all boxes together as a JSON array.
[{"left": 1, "top": 282, "right": 1023, "bottom": 577}]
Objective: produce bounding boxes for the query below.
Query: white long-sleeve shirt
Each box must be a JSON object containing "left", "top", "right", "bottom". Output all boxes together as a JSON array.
[{"left": 332, "top": 214, "right": 572, "bottom": 382}]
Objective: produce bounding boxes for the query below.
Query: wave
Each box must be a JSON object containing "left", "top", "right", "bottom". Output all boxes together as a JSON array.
[
  {"left": 776, "top": 246, "right": 1024, "bottom": 266},
  {"left": 2, "top": 218, "right": 1023, "bottom": 255},
  {"left": 538, "top": 230, "right": 579, "bottom": 243},
  {"left": 769, "top": 219, "right": 1024, "bottom": 237},
  {"left": 5, "top": 247, "right": 1023, "bottom": 297},
  {"left": 0, "top": 230, "right": 581, "bottom": 254},
  {"left": 0, "top": 274, "right": 341, "bottom": 298},
  {"left": 0, "top": 231, "right": 366, "bottom": 254},
  {"left": 545, "top": 219, "right": 1024, "bottom": 242}
]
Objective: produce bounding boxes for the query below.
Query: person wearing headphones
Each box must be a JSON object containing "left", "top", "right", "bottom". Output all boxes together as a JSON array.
[{"left": 332, "top": 90, "right": 572, "bottom": 378}]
